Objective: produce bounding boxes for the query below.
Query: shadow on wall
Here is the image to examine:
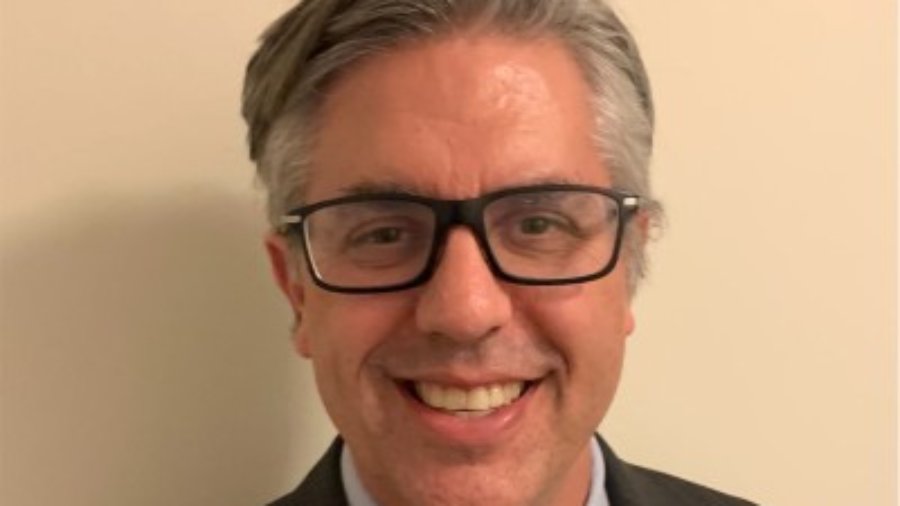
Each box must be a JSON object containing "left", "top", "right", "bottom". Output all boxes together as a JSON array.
[{"left": 1, "top": 187, "right": 328, "bottom": 506}]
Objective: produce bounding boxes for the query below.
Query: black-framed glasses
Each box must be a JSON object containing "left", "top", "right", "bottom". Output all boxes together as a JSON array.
[{"left": 279, "top": 184, "right": 641, "bottom": 294}]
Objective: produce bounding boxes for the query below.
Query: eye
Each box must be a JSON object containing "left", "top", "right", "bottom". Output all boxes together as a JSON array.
[
  {"left": 515, "top": 213, "right": 578, "bottom": 237},
  {"left": 371, "top": 227, "right": 401, "bottom": 244},
  {"left": 519, "top": 216, "right": 556, "bottom": 235},
  {"left": 349, "top": 225, "right": 407, "bottom": 247}
]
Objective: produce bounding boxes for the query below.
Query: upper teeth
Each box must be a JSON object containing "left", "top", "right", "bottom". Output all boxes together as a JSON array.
[{"left": 414, "top": 381, "right": 525, "bottom": 412}]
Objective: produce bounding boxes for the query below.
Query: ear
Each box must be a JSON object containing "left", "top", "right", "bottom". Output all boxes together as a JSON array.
[
  {"left": 623, "top": 209, "right": 651, "bottom": 336},
  {"left": 264, "top": 232, "right": 312, "bottom": 358},
  {"left": 623, "top": 305, "right": 636, "bottom": 337}
]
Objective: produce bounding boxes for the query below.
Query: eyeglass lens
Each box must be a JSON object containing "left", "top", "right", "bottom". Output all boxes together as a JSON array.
[{"left": 303, "top": 190, "right": 621, "bottom": 289}]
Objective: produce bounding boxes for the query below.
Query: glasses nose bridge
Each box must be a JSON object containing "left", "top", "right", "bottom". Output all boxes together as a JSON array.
[{"left": 432, "top": 198, "right": 492, "bottom": 263}]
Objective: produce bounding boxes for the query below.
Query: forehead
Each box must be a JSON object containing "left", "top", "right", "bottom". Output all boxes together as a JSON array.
[{"left": 307, "top": 31, "right": 608, "bottom": 200}]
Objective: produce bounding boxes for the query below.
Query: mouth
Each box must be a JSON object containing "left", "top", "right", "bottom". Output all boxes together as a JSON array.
[{"left": 402, "top": 379, "right": 538, "bottom": 417}]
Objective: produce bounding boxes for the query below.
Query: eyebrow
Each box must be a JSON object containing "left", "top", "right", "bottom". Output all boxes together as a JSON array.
[{"left": 336, "top": 175, "right": 586, "bottom": 198}]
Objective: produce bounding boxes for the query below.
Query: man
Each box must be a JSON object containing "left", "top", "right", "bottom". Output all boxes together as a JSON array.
[{"left": 242, "top": 1, "right": 754, "bottom": 505}]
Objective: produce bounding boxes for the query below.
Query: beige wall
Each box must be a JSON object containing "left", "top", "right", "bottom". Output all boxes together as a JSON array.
[{"left": 1, "top": 0, "right": 895, "bottom": 505}]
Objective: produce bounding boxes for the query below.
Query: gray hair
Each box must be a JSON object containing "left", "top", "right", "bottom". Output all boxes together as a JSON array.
[{"left": 242, "top": 0, "right": 662, "bottom": 289}]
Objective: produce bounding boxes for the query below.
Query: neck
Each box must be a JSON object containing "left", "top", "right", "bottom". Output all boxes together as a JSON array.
[{"left": 541, "top": 441, "right": 594, "bottom": 506}]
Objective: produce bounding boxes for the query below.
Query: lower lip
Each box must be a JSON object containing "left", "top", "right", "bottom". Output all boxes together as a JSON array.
[{"left": 397, "top": 381, "right": 541, "bottom": 446}]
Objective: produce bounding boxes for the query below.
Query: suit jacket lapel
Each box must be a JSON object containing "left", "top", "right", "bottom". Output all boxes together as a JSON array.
[
  {"left": 599, "top": 435, "right": 647, "bottom": 506},
  {"left": 270, "top": 438, "right": 349, "bottom": 506}
]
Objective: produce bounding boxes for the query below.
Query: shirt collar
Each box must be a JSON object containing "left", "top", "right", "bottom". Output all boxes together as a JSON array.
[
  {"left": 586, "top": 435, "right": 611, "bottom": 506},
  {"left": 340, "top": 438, "right": 610, "bottom": 506},
  {"left": 340, "top": 444, "right": 378, "bottom": 506}
]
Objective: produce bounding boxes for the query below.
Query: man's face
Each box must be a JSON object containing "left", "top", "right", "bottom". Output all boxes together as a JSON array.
[{"left": 268, "top": 32, "right": 637, "bottom": 506}]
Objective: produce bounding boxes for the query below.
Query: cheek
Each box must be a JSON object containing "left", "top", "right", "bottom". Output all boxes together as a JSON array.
[
  {"left": 536, "top": 284, "right": 632, "bottom": 426},
  {"left": 515, "top": 277, "right": 633, "bottom": 396},
  {"left": 300, "top": 292, "right": 410, "bottom": 360},
  {"left": 517, "top": 278, "right": 634, "bottom": 349},
  {"left": 297, "top": 292, "right": 415, "bottom": 432},
  {"left": 297, "top": 290, "right": 415, "bottom": 389}
]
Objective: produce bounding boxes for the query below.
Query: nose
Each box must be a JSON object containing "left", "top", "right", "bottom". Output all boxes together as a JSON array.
[{"left": 415, "top": 228, "right": 513, "bottom": 342}]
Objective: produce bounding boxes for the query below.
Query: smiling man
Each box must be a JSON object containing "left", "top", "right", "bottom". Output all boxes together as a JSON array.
[{"left": 242, "top": 1, "right": 753, "bottom": 505}]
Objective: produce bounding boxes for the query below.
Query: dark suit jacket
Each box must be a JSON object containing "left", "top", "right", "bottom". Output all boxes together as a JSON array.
[{"left": 269, "top": 436, "right": 756, "bottom": 505}]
